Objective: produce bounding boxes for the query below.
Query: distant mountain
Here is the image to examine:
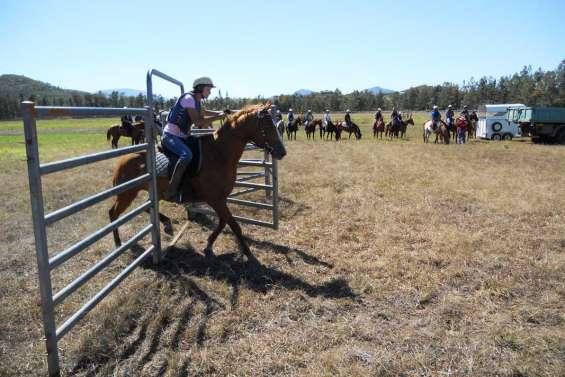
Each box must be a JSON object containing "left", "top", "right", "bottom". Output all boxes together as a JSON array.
[
  {"left": 365, "top": 86, "right": 396, "bottom": 95},
  {"left": 294, "top": 89, "right": 315, "bottom": 96},
  {"left": 0, "top": 74, "right": 88, "bottom": 99},
  {"left": 99, "top": 88, "right": 146, "bottom": 97}
]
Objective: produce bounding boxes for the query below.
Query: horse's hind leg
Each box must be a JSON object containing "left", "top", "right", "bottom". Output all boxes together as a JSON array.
[
  {"left": 109, "top": 189, "right": 138, "bottom": 246},
  {"left": 144, "top": 207, "right": 173, "bottom": 235}
]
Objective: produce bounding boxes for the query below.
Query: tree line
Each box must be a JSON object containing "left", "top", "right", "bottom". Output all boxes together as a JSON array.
[
  {"left": 0, "top": 89, "right": 174, "bottom": 120},
  {"left": 1, "top": 60, "right": 563, "bottom": 120},
  {"left": 207, "top": 60, "right": 565, "bottom": 112}
]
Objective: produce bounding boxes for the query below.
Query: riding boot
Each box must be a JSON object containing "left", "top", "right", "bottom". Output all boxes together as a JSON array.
[{"left": 166, "top": 159, "right": 189, "bottom": 203}]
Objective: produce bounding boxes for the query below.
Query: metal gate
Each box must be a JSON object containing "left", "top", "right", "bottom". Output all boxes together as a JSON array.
[
  {"left": 145, "top": 69, "right": 280, "bottom": 236},
  {"left": 22, "top": 102, "right": 161, "bottom": 377}
]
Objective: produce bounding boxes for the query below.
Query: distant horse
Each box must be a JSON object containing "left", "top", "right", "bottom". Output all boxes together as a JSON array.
[
  {"left": 306, "top": 119, "right": 321, "bottom": 140},
  {"left": 337, "top": 121, "right": 362, "bottom": 140},
  {"left": 106, "top": 121, "right": 144, "bottom": 148},
  {"left": 108, "top": 103, "right": 286, "bottom": 255},
  {"left": 468, "top": 112, "right": 479, "bottom": 140},
  {"left": 446, "top": 118, "right": 457, "bottom": 140},
  {"left": 276, "top": 119, "right": 285, "bottom": 136},
  {"left": 386, "top": 118, "right": 402, "bottom": 140},
  {"left": 399, "top": 115, "right": 415, "bottom": 139},
  {"left": 323, "top": 120, "right": 338, "bottom": 140},
  {"left": 423, "top": 120, "right": 450, "bottom": 144},
  {"left": 286, "top": 116, "right": 302, "bottom": 140},
  {"left": 373, "top": 118, "right": 385, "bottom": 139}
]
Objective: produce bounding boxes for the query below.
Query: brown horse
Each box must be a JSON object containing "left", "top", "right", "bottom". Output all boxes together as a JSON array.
[
  {"left": 467, "top": 113, "right": 478, "bottom": 140},
  {"left": 399, "top": 115, "right": 415, "bottom": 139},
  {"left": 373, "top": 119, "right": 385, "bottom": 139},
  {"left": 306, "top": 119, "right": 321, "bottom": 140},
  {"left": 286, "top": 116, "right": 302, "bottom": 140},
  {"left": 106, "top": 121, "right": 144, "bottom": 148},
  {"left": 336, "top": 121, "right": 362, "bottom": 140},
  {"left": 108, "top": 103, "right": 286, "bottom": 256}
]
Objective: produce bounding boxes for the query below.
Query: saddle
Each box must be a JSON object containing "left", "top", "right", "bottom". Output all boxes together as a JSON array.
[{"left": 156, "top": 135, "right": 210, "bottom": 180}]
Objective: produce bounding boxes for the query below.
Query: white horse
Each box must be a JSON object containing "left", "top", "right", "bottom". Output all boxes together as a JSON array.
[
  {"left": 276, "top": 119, "right": 285, "bottom": 136},
  {"left": 423, "top": 120, "right": 449, "bottom": 144}
]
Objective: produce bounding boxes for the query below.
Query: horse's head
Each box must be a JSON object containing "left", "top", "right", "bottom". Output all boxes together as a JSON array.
[
  {"left": 231, "top": 102, "right": 286, "bottom": 160},
  {"left": 406, "top": 117, "right": 415, "bottom": 126}
]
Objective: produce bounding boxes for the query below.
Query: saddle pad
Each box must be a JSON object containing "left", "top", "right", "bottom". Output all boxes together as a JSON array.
[{"left": 157, "top": 135, "right": 208, "bottom": 179}]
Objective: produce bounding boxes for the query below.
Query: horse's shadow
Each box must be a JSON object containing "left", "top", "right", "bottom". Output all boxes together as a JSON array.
[
  {"left": 149, "top": 236, "right": 354, "bottom": 308},
  {"left": 72, "top": 212, "right": 356, "bottom": 376}
]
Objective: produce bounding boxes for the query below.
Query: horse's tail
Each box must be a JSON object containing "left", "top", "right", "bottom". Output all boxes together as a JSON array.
[{"left": 107, "top": 126, "right": 112, "bottom": 141}]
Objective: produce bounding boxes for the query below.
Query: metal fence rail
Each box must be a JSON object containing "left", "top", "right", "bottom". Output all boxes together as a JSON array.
[
  {"left": 22, "top": 102, "right": 161, "bottom": 377},
  {"left": 186, "top": 128, "right": 280, "bottom": 229}
]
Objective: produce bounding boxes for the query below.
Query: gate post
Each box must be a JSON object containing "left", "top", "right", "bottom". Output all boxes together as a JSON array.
[
  {"left": 143, "top": 106, "right": 162, "bottom": 263},
  {"left": 22, "top": 101, "right": 60, "bottom": 377},
  {"left": 264, "top": 149, "right": 271, "bottom": 200}
]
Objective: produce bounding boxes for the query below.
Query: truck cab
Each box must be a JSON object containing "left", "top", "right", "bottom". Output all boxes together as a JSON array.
[
  {"left": 507, "top": 106, "right": 565, "bottom": 144},
  {"left": 476, "top": 104, "right": 526, "bottom": 140}
]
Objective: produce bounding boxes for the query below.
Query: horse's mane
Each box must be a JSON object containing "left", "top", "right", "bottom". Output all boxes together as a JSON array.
[{"left": 220, "top": 103, "right": 269, "bottom": 132}]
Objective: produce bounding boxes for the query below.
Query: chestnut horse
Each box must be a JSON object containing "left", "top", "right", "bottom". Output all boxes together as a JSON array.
[
  {"left": 106, "top": 121, "right": 144, "bottom": 148},
  {"left": 108, "top": 103, "right": 286, "bottom": 256},
  {"left": 373, "top": 119, "right": 385, "bottom": 139},
  {"left": 306, "top": 119, "right": 321, "bottom": 140}
]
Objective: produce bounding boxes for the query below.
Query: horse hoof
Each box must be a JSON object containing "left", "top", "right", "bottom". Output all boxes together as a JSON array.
[
  {"left": 204, "top": 247, "right": 215, "bottom": 259},
  {"left": 164, "top": 224, "right": 174, "bottom": 236}
]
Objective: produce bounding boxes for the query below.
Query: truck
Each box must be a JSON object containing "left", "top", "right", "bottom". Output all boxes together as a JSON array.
[
  {"left": 476, "top": 104, "right": 526, "bottom": 140},
  {"left": 506, "top": 106, "right": 565, "bottom": 144}
]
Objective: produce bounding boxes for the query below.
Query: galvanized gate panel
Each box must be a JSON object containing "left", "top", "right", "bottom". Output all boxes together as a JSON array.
[{"left": 23, "top": 103, "right": 161, "bottom": 376}]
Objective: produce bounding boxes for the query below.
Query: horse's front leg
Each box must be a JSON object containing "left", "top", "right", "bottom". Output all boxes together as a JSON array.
[
  {"left": 209, "top": 201, "right": 251, "bottom": 255},
  {"left": 205, "top": 202, "right": 228, "bottom": 256}
]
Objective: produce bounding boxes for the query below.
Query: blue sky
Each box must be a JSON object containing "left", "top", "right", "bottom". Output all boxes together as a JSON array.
[{"left": 1, "top": 0, "right": 564, "bottom": 98}]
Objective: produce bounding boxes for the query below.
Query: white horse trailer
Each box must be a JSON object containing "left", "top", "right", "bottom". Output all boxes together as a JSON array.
[{"left": 476, "top": 104, "right": 526, "bottom": 140}]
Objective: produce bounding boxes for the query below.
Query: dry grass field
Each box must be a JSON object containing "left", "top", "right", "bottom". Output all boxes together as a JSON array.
[{"left": 1, "top": 112, "right": 564, "bottom": 376}]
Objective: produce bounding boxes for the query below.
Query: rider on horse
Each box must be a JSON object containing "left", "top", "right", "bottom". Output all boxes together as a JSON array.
[
  {"left": 270, "top": 105, "right": 278, "bottom": 123},
  {"left": 445, "top": 105, "right": 454, "bottom": 129},
  {"left": 431, "top": 105, "right": 441, "bottom": 131},
  {"left": 162, "top": 76, "right": 226, "bottom": 202},
  {"left": 287, "top": 108, "right": 295, "bottom": 124},
  {"left": 461, "top": 105, "right": 470, "bottom": 124},
  {"left": 374, "top": 108, "right": 383, "bottom": 122},
  {"left": 345, "top": 109, "right": 352, "bottom": 128},
  {"left": 305, "top": 109, "right": 314, "bottom": 127},
  {"left": 324, "top": 109, "right": 332, "bottom": 125},
  {"left": 121, "top": 107, "right": 134, "bottom": 131}
]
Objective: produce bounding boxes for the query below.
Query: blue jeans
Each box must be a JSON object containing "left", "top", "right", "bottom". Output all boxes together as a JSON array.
[{"left": 162, "top": 133, "right": 193, "bottom": 164}]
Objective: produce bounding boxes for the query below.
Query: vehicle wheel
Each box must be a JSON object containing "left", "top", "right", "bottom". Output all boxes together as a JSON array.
[
  {"left": 492, "top": 122, "right": 502, "bottom": 132},
  {"left": 557, "top": 129, "right": 565, "bottom": 145},
  {"left": 492, "top": 134, "right": 502, "bottom": 141},
  {"left": 502, "top": 133, "right": 513, "bottom": 141}
]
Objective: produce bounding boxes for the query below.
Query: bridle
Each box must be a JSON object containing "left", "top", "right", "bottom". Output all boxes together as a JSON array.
[{"left": 251, "top": 109, "right": 275, "bottom": 153}]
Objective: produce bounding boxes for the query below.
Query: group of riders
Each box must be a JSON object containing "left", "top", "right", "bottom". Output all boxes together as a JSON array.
[
  {"left": 116, "top": 74, "right": 483, "bottom": 201},
  {"left": 270, "top": 107, "right": 359, "bottom": 131},
  {"left": 430, "top": 104, "right": 479, "bottom": 143}
]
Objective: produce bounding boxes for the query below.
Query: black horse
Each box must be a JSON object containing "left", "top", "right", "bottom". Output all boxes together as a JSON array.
[{"left": 286, "top": 116, "right": 302, "bottom": 140}]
